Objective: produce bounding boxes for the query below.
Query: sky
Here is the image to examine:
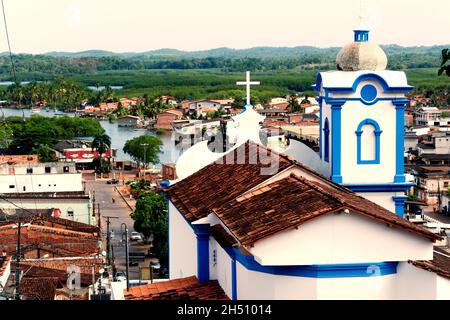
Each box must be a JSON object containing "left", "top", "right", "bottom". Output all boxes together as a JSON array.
[{"left": 1, "top": 0, "right": 449, "bottom": 54}]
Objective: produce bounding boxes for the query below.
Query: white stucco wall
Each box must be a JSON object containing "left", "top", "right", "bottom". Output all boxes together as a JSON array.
[
  {"left": 436, "top": 274, "right": 450, "bottom": 300},
  {"left": 249, "top": 212, "right": 433, "bottom": 265},
  {"left": 169, "top": 201, "right": 197, "bottom": 279},
  {"left": 0, "top": 198, "right": 92, "bottom": 225},
  {"left": 235, "top": 261, "right": 398, "bottom": 300},
  {"left": 0, "top": 173, "right": 83, "bottom": 193},
  {"left": 356, "top": 192, "right": 397, "bottom": 213},
  {"left": 209, "top": 238, "right": 233, "bottom": 298},
  {"left": 396, "top": 262, "right": 438, "bottom": 299}
]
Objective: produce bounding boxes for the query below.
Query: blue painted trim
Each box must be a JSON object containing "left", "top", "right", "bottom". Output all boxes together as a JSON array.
[
  {"left": 356, "top": 119, "right": 382, "bottom": 165},
  {"left": 325, "top": 96, "right": 405, "bottom": 107},
  {"left": 231, "top": 256, "right": 237, "bottom": 300},
  {"left": 354, "top": 30, "right": 369, "bottom": 42},
  {"left": 192, "top": 224, "right": 210, "bottom": 283},
  {"left": 323, "top": 73, "right": 414, "bottom": 94},
  {"left": 323, "top": 117, "right": 330, "bottom": 163},
  {"left": 344, "top": 183, "right": 414, "bottom": 192},
  {"left": 229, "top": 247, "right": 397, "bottom": 278},
  {"left": 392, "top": 196, "right": 408, "bottom": 218},
  {"left": 360, "top": 84, "right": 377, "bottom": 103},
  {"left": 318, "top": 97, "right": 323, "bottom": 159},
  {"left": 393, "top": 99, "right": 408, "bottom": 183},
  {"left": 331, "top": 103, "right": 343, "bottom": 183}
]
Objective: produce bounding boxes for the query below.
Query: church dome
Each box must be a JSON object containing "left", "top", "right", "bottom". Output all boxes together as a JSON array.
[{"left": 336, "top": 30, "right": 388, "bottom": 71}]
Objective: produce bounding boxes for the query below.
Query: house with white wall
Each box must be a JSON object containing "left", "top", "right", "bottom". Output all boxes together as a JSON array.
[{"left": 0, "top": 162, "right": 83, "bottom": 194}]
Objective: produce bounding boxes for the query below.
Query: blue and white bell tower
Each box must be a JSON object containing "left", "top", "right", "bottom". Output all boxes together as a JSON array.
[{"left": 313, "top": 28, "right": 413, "bottom": 216}]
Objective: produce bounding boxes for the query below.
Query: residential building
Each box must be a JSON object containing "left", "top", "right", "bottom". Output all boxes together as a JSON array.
[
  {"left": 415, "top": 166, "right": 450, "bottom": 205},
  {"left": 0, "top": 215, "right": 100, "bottom": 258},
  {"left": 0, "top": 191, "right": 94, "bottom": 225},
  {"left": 155, "top": 109, "right": 184, "bottom": 130},
  {"left": 414, "top": 107, "right": 442, "bottom": 125},
  {"left": 0, "top": 162, "right": 83, "bottom": 194},
  {"left": 117, "top": 115, "right": 140, "bottom": 127},
  {"left": 418, "top": 132, "right": 450, "bottom": 156}
]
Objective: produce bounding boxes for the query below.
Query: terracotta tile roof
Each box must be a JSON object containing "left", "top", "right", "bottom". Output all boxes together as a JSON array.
[
  {"left": 210, "top": 224, "right": 237, "bottom": 248},
  {"left": 124, "top": 276, "right": 229, "bottom": 300},
  {"left": 0, "top": 255, "right": 11, "bottom": 277},
  {"left": 409, "top": 247, "right": 450, "bottom": 279},
  {"left": 20, "top": 277, "right": 59, "bottom": 300},
  {"left": 18, "top": 257, "right": 103, "bottom": 286},
  {"left": 213, "top": 174, "right": 440, "bottom": 246},
  {"left": 165, "top": 141, "right": 293, "bottom": 222},
  {"left": 0, "top": 222, "right": 100, "bottom": 257},
  {"left": 0, "top": 214, "right": 100, "bottom": 234}
]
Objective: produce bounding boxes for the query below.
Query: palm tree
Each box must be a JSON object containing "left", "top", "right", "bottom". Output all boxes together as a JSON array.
[
  {"left": 92, "top": 133, "right": 112, "bottom": 156},
  {"left": 288, "top": 95, "right": 300, "bottom": 113}
]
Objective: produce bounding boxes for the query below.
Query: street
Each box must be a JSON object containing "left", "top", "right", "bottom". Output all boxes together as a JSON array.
[{"left": 84, "top": 171, "right": 158, "bottom": 281}]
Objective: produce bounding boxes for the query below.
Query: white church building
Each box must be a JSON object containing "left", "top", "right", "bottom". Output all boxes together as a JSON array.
[{"left": 124, "top": 28, "right": 450, "bottom": 300}]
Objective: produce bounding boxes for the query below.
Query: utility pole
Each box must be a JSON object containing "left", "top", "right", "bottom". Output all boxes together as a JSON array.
[
  {"left": 14, "top": 221, "right": 21, "bottom": 300},
  {"left": 121, "top": 223, "right": 130, "bottom": 291},
  {"left": 103, "top": 216, "right": 118, "bottom": 267},
  {"left": 140, "top": 143, "right": 148, "bottom": 179}
]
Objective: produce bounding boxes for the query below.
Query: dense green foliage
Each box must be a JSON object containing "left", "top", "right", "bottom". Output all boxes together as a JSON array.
[
  {"left": 131, "top": 192, "right": 168, "bottom": 266},
  {"left": 3, "top": 115, "right": 104, "bottom": 153},
  {"left": 123, "top": 135, "right": 163, "bottom": 166},
  {"left": 1, "top": 45, "right": 448, "bottom": 80},
  {"left": 439, "top": 49, "right": 450, "bottom": 77},
  {"left": 31, "top": 144, "right": 58, "bottom": 162}
]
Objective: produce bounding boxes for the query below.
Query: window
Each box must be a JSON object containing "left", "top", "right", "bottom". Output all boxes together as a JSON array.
[
  {"left": 356, "top": 119, "right": 382, "bottom": 165},
  {"left": 444, "top": 182, "right": 449, "bottom": 188},
  {"left": 63, "top": 166, "right": 69, "bottom": 173},
  {"left": 9, "top": 185, "right": 14, "bottom": 189},
  {"left": 23, "top": 186, "right": 26, "bottom": 191},
  {"left": 67, "top": 208, "right": 74, "bottom": 217},
  {"left": 323, "top": 118, "right": 330, "bottom": 163},
  {"left": 26, "top": 168, "right": 33, "bottom": 174},
  {"left": 45, "top": 166, "right": 51, "bottom": 173}
]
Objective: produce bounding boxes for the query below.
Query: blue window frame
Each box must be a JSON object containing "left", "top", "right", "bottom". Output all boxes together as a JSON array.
[
  {"left": 323, "top": 117, "right": 330, "bottom": 163},
  {"left": 355, "top": 119, "right": 382, "bottom": 164}
]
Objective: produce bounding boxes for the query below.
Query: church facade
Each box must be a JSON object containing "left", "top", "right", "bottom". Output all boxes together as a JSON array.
[{"left": 162, "top": 28, "right": 450, "bottom": 300}]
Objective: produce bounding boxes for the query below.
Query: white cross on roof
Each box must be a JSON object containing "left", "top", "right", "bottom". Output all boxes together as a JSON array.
[{"left": 236, "top": 71, "right": 260, "bottom": 107}]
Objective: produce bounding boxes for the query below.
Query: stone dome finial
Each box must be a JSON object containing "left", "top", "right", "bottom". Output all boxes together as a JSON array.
[{"left": 336, "top": 30, "right": 388, "bottom": 71}]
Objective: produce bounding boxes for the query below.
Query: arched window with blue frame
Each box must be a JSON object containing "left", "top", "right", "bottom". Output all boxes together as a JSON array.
[
  {"left": 356, "top": 119, "right": 382, "bottom": 164},
  {"left": 323, "top": 118, "right": 330, "bottom": 163}
]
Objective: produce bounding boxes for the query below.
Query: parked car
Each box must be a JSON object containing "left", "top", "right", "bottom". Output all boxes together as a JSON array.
[
  {"left": 130, "top": 231, "right": 142, "bottom": 241},
  {"left": 114, "top": 271, "right": 127, "bottom": 282},
  {"left": 150, "top": 261, "right": 160, "bottom": 270},
  {"left": 106, "top": 178, "right": 119, "bottom": 184}
]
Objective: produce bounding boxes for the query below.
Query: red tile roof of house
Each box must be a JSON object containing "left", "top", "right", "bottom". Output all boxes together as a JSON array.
[
  {"left": 0, "top": 255, "right": 11, "bottom": 278},
  {"left": 0, "top": 155, "right": 38, "bottom": 165},
  {"left": 20, "top": 277, "right": 59, "bottom": 300},
  {"left": 166, "top": 140, "right": 440, "bottom": 246},
  {"left": 213, "top": 174, "right": 439, "bottom": 246},
  {"left": 409, "top": 247, "right": 450, "bottom": 279},
  {"left": 18, "top": 257, "right": 103, "bottom": 286},
  {"left": 0, "top": 221, "right": 100, "bottom": 257},
  {"left": 124, "top": 276, "right": 229, "bottom": 300}
]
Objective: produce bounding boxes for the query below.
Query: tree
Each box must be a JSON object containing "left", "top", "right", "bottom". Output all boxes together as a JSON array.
[
  {"left": 92, "top": 156, "right": 111, "bottom": 174},
  {"left": 287, "top": 95, "right": 300, "bottom": 113},
  {"left": 0, "top": 123, "right": 13, "bottom": 150},
  {"left": 31, "top": 145, "right": 58, "bottom": 162},
  {"left": 92, "top": 133, "right": 111, "bottom": 156},
  {"left": 131, "top": 192, "right": 168, "bottom": 266},
  {"left": 438, "top": 49, "right": 450, "bottom": 77},
  {"left": 123, "top": 135, "right": 162, "bottom": 168}
]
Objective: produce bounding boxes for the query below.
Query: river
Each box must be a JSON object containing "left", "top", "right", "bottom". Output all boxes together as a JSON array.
[{"left": 0, "top": 108, "right": 182, "bottom": 166}]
